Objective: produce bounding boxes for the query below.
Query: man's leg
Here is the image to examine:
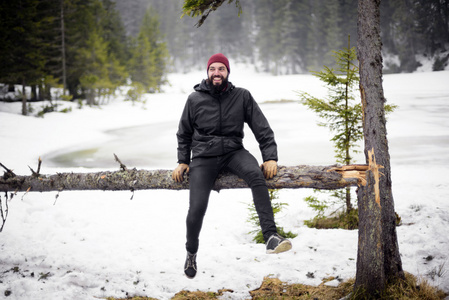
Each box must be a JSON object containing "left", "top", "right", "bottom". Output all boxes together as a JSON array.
[
  {"left": 224, "top": 149, "right": 277, "bottom": 241},
  {"left": 224, "top": 149, "right": 292, "bottom": 254},
  {"left": 184, "top": 157, "right": 219, "bottom": 278},
  {"left": 185, "top": 157, "right": 218, "bottom": 254}
]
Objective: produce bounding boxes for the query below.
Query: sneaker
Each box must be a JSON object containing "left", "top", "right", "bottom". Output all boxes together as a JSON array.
[
  {"left": 184, "top": 251, "right": 197, "bottom": 279},
  {"left": 266, "top": 233, "right": 292, "bottom": 254}
]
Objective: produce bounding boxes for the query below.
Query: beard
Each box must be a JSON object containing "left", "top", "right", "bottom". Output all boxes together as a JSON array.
[{"left": 209, "top": 75, "right": 228, "bottom": 94}]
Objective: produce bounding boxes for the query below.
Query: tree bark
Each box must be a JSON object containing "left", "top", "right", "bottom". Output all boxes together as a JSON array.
[
  {"left": 61, "top": 0, "right": 67, "bottom": 96},
  {"left": 21, "top": 78, "right": 27, "bottom": 116},
  {"left": 356, "top": 0, "right": 404, "bottom": 295},
  {"left": 0, "top": 165, "right": 366, "bottom": 193},
  {"left": 355, "top": 150, "right": 385, "bottom": 295}
]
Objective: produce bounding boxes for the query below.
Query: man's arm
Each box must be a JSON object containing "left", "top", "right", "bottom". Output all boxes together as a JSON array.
[
  {"left": 244, "top": 91, "right": 278, "bottom": 179},
  {"left": 174, "top": 99, "right": 193, "bottom": 182},
  {"left": 176, "top": 100, "right": 194, "bottom": 165}
]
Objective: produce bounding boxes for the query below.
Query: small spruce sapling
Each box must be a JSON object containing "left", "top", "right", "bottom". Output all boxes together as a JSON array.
[
  {"left": 247, "top": 189, "right": 297, "bottom": 243},
  {"left": 298, "top": 36, "right": 396, "bottom": 226}
]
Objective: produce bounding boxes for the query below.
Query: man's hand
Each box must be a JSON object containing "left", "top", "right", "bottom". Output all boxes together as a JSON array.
[
  {"left": 172, "top": 163, "right": 190, "bottom": 182},
  {"left": 261, "top": 160, "right": 277, "bottom": 179}
]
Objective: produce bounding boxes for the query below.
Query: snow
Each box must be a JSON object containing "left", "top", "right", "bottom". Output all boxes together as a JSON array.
[{"left": 1, "top": 67, "right": 449, "bottom": 300}]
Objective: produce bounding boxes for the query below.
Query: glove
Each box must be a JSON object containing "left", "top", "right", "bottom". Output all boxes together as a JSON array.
[
  {"left": 261, "top": 160, "right": 277, "bottom": 179},
  {"left": 172, "top": 163, "right": 189, "bottom": 182}
]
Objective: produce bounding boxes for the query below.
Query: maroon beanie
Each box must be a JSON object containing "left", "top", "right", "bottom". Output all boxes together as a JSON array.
[{"left": 207, "top": 53, "right": 230, "bottom": 73}]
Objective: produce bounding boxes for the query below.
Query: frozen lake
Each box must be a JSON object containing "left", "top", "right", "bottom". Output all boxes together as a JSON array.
[{"left": 42, "top": 71, "right": 449, "bottom": 172}]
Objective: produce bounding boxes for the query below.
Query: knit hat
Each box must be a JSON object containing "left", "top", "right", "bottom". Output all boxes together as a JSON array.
[{"left": 207, "top": 53, "right": 230, "bottom": 73}]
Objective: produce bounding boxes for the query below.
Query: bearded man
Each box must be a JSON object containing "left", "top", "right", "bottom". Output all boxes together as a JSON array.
[{"left": 172, "top": 53, "right": 292, "bottom": 279}]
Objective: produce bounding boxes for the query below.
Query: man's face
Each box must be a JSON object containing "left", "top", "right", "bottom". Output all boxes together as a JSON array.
[{"left": 208, "top": 62, "right": 228, "bottom": 86}]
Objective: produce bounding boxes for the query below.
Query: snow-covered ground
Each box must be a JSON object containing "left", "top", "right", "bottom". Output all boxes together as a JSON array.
[{"left": 0, "top": 67, "right": 448, "bottom": 300}]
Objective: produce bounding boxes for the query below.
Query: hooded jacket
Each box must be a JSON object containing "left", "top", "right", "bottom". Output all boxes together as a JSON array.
[{"left": 176, "top": 79, "right": 278, "bottom": 164}]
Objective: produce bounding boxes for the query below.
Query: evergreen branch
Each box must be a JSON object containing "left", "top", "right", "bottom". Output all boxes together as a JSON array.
[{"left": 182, "top": 0, "right": 242, "bottom": 27}]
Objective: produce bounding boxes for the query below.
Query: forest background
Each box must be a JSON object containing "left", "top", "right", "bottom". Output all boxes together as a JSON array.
[{"left": 1, "top": 0, "right": 449, "bottom": 105}]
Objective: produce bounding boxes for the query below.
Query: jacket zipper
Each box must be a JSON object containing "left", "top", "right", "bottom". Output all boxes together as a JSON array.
[{"left": 218, "top": 95, "right": 225, "bottom": 154}]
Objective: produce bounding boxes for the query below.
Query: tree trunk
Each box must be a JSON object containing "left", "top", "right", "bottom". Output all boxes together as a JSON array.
[
  {"left": 345, "top": 186, "right": 353, "bottom": 212},
  {"left": 31, "top": 85, "right": 38, "bottom": 101},
  {"left": 0, "top": 164, "right": 366, "bottom": 193},
  {"left": 355, "top": 150, "right": 385, "bottom": 295},
  {"left": 61, "top": 0, "right": 67, "bottom": 96},
  {"left": 21, "top": 78, "right": 27, "bottom": 116},
  {"left": 355, "top": 0, "right": 404, "bottom": 295},
  {"left": 38, "top": 82, "right": 45, "bottom": 100}
]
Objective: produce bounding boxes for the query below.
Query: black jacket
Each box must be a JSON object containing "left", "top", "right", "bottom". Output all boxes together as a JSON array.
[{"left": 176, "top": 79, "right": 278, "bottom": 164}]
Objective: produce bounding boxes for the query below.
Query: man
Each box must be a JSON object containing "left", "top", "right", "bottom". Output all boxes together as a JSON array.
[{"left": 172, "top": 53, "right": 292, "bottom": 279}]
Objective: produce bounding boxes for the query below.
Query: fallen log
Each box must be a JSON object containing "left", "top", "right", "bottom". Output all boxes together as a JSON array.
[{"left": 0, "top": 164, "right": 368, "bottom": 193}]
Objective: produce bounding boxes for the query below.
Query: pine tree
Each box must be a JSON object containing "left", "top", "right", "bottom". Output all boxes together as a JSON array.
[
  {"left": 100, "top": 0, "right": 129, "bottom": 93},
  {"left": 299, "top": 36, "right": 361, "bottom": 218},
  {"left": 77, "top": 30, "right": 110, "bottom": 105},
  {"left": 0, "top": 0, "right": 49, "bottom": 114},
  {"left": 300, "top": 37, "right": 361, "bottom": 174},
  {"left": 101, "top": 0, "right": 129, "bottom": 65},
  {"left": 147, "top": 0, "right": 188, "bottom": 70},
  {"left": 300, "top": 36, "right": 396, "bottom": 221},
  {"left": 390, "top": 0, "right": 421, "bottom": 72},
  {"left": 128, "top": 5, "right": 168, "bottom": 92},
  {"left": 254, "top": 0, "right": 285, "bottom": 73},
  {"left": 64, "top": 0, "right": 96, "bottom": 98},
  {"left": 62, "top": 0, "right": 128, "bottom": 101},
  {"left": 169, "top": 0, "right": 448, "bottom": 73},
  {"left": 129, "top": 33, "right": 156, "bottom": 91},
  {"left": 37, "top": 0, "right": 66, "bottom": 100},
  {"left": 322, "top": 1, "right": 343, "bottom": 67},
  {"left": 282, "top": 0, "right": 310, "bottom": 73},
  {"left": 0, "top": 0, "right": 133, "bottom": 108},
  {"left": 304, "top": 0, "right": 324, "bottom": 71}
]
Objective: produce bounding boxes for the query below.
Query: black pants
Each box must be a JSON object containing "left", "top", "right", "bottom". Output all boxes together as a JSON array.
[{"left": 185, "top": 148, "right": 277, "bottom": 254}]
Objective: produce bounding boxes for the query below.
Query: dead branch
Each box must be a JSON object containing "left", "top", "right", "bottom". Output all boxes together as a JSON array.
[
  {"left": 0, "top": 163, "right": 16, "bottom": 179},
  {"left": 114, "top": 153, "right": 128, "bottom": 171},
  {"left": 28, "top": 157, "right": 43, "bottom": 177},
  {"left": 0, "top": 164, "right": 366, "bottom": 193},
  {"left": 1, "top": 192, "right": 10, "bottom": 232}
]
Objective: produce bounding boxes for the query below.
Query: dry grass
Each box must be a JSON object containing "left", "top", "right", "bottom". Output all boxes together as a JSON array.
[
  {"left": 379, "top": 272, "right": 447, "bottom": 300},
  {"left": 106, "top": 272, "right": 447, "bottom": 300},
  {"left": 304, "top": 209, "right": 359, "bottom": 230},
  {"left": 248, "top": 276, "right": 354, "bottom": 299}
]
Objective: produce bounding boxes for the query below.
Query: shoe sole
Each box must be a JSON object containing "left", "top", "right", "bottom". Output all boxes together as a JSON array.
[{"left": 267, "top": 240, "right": 292, "bottom": 254}]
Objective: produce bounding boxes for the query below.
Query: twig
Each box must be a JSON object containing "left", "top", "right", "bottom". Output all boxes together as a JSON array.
[
  {"left": 113, "top": 153, "right": 128, "bottom": 171},
  {"left": 37, "top": 157, "right": 42, "bottom": 174},
  {"left": 1, "top": 192, "right": 9, "bottom": 232},
  {"left": 53, "top": 191, "right": 60, "bottom": 206},
  {"left": 0, "top": 162, "right": 16, "bottom": 179},
  {"left": 28, "top": 166, "right": 38, "bottom": 176},
  {"left": 21, "top": 187, "right": 31, "bottom": 201},
  {"left": 28, "top": 157, "right": 43, "bottom": 177}
]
